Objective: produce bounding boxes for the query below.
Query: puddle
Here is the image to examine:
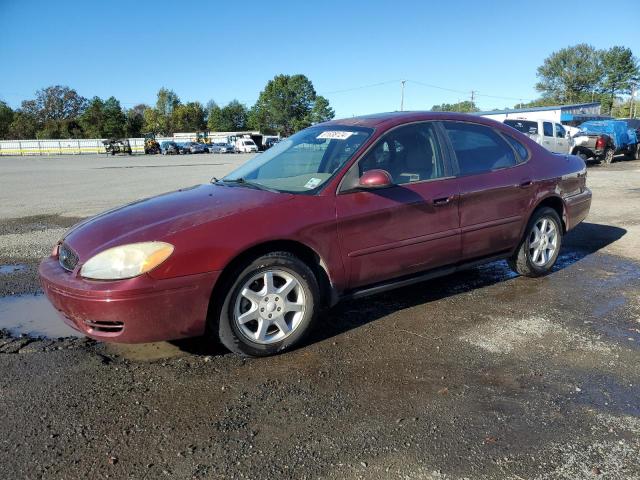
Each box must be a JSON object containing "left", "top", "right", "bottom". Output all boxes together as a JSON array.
[
  {"left": 575, "top": 375, "right": 640, "bottom": 417},
  {"left": 0, "top": 294, "right": 81, "bottom": 338},
  {"left": 0, "top": 294, "right": 190, "bottom": 359},
  {"left": 104, "top": 342, "right": 187, "bottom": 362},
  {"left": 0, "top": 264, "right": 28, "bottom": 275}
]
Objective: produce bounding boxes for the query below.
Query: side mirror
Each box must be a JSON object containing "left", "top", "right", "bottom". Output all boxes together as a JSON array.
[{"left": 358, "top": 169, "right": 393, "bottom": 189}]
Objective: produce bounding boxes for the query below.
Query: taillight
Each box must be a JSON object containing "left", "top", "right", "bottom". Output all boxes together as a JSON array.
[{"left": 595, "top": 136, "right": 606, "bottom": 149}]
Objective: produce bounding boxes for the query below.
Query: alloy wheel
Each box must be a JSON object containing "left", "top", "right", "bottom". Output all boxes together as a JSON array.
[
  {"left": 528, "top": 217, "right": 558, "bottom": 267},
  {"left": 233, "top": 269, "right": 306, "bottom": 344}
]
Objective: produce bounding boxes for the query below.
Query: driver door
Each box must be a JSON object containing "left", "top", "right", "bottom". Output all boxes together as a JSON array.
[{"left": 335, "top": 122, "right": 461, "bottom": 289}]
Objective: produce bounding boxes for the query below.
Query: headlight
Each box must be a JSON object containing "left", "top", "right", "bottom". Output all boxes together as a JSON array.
[{"left": 80, "top": 242, "right": 174, "bottom": 280}]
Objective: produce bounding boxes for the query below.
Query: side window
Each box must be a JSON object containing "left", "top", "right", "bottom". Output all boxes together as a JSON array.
[
  {"left": 503, "top": 135, "right": 529, "bottom": 163},
  {"left": 443, "top": 122, "right": 517, "bottom": 175},
  {"left": 555, "top": 124, "right": 566, "bottom": 138},
  {"left": 543, "top": 122, "right": 553, "bottom": 137},
  {"left": 359, "top": 122, "right": 446, "bottom": 184}
]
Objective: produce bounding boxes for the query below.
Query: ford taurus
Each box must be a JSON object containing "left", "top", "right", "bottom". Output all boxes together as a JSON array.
[{"left": 39, "top": 112, "right": 592, "bottom": 356}]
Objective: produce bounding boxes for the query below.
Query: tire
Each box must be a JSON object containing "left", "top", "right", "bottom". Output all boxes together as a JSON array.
[
  {"left": 603, "top": 148, "right": 614, "bottom": 164},
  {"left": 214, "top": 252, "right": 320, "bottom": 357},
  {"left": 508, "top": 207, "right": 563, "bottom": 278},
  {"left": 577, "top": 151, "right": 589, "bottom": 162}
]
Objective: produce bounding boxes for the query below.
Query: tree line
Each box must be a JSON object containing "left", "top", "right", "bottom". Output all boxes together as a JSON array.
[
  {"left": 0, "top": 74, "right": 335, "bottom": 140},
  {"left": 430, "top": 44, "right": 638, "bottom": 116}
]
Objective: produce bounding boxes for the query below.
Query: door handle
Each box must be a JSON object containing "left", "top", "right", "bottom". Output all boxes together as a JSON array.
[
  {"left": 432, "top": 196, "right": 453, "bottom": 206},
  {"left": 519, "top": 180, "right": 533, "bottom": 188}
]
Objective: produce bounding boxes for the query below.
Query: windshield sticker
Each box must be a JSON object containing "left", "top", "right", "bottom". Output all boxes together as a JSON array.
[
  {"left": 304, "top": 178, "right": 322, "bottom": 189},
  {"left": 317, "top": 131, "right": 354, "bottom": 140}
]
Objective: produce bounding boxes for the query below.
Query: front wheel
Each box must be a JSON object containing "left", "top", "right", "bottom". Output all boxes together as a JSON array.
[
  {"left": 215, "top": 252, "right": 320, "bottom": 357},
  {"left": 508, "top": 207, "right": 562, "bottom": 277}
]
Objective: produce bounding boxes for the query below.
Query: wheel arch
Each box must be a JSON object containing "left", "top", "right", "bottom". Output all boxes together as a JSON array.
[
  {"left": 532, "top": 195, "right": 566, "bottom": 233},
  {"left": 209, "top": 239, "right": 337, "bottom": 321}
]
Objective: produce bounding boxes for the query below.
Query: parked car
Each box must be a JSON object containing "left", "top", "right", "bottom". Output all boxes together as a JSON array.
[
  {"left": 572, "top": 120, "right": 639, "bottom": 163},
  {"left": 570, "top": 131, "right": 615, "bottom": 163},
  {"left": 235, "top": 138, "right": 259, "bottom": 153},
  {"left": 503, "top": 119, "right": 572, "bottom": 154},
  {"left": 210, "top": 142, "right": 234, "bottom": 154},
  {"left": 620, "top": 119, "right": 640, "bottom": 159},
  {"left": 39, "top": 112, "right": 591, "bottom": 357},
  {"left": 182, "top": 142, "right": 207, "bottom": 154},
  {"left": 264, "top": 137, "right": 280, "bottom": 149},
  {"left": 160, "top": 141, "right": 180, "bottom": 155}
]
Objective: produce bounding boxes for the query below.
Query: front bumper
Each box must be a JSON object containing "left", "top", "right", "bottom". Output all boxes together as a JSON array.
[{"left": 39, "top": 257, "right": 220, "bottom": 343}]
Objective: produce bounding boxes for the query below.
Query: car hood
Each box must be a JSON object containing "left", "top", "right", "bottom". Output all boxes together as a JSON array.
[{"left": 63, "top": 184, "right": 292, "bottom": 260}]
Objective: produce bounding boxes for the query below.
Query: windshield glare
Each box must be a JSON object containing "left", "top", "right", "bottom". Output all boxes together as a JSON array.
[{"left": 222, "top": 125, "right": 373, "bottom": 193}]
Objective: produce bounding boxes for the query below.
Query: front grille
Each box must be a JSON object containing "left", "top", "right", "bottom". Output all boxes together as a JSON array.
[
  {"left": 84, "top": 320, "right": 124, "bottom": 333},
  {"left": 58, "top": 243, "right": 79, "bottom": 271}
]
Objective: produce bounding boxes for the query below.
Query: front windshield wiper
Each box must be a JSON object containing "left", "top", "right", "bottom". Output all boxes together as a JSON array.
[{"left": 214, "top": 177, "right": 279, "bottom": 193}]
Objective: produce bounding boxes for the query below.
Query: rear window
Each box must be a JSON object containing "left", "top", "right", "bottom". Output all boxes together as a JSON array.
[
  {"left": 503, "top": 135, "right": 529, "bottom": 163},
  {"left": 443, "top": 122, "right": 517, "bottom": 175},
  {"left": 504, "top": 120, "right": 538, "bottom": 135}
]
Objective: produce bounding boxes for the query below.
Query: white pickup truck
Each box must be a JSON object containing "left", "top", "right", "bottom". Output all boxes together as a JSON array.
[{"left": 503, "top": 119, "right": 572, "bottom": 154}]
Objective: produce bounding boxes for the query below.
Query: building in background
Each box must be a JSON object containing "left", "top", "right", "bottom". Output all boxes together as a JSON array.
[{"left": 478, "top": 102, "right": 607, "bottom": 126}]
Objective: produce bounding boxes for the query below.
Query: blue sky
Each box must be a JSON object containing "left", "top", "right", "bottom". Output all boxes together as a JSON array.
[{"left": 1, "top": 0, "right": 639, "bottom": 118}]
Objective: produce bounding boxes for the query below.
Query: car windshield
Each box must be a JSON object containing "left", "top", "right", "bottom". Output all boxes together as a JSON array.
[{"left": 222, "top": 125, "right": 373, "bottom": 193}]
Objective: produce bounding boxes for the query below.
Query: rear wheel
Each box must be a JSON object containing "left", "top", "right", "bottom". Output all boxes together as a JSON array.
[
  {"left": 215, "top": 252, "right": 320, "bottom": 357},
  {"left": 508, "top": 207, "right": 562, "bottom": 277},
  {"left": 603, "top": 148, "right": 614, "bottom": 164}
]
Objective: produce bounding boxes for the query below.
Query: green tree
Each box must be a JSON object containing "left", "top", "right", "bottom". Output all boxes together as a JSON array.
[
  {"left": 222, "top": 100, "right": 248, "bottom": 130},
  {"left": 308, "top": 96, "right": 335, "bottom": 124},
  {"left": 206, "top": 101, "right": 223, "bottom": 131},
  {"left": 8, "top": 111, "right": 38, "bottom": 139},
  {"left": 38, "top": 119, "right": 83, "bottom": 139},
  {"left": 155, "top": 88, "right": 180, "bottom": 135},
  {"left": 430, "top": 101, "right": 479, "bottom": 112},
  {"left": 600, "top": 46, "right": 639, "bottom": 114},
  {"left": 25, "top": 85, "right": 87, "bottom": 123},
  {"left": 101, "top": 97, "right": 126, "bottom": 138},
  {"left": 79, "top": 97, "right": 105, "bottom": 138},
  {"left": 18, "top": 85, "right": 87, "bottom": 139},
  {"left": 125, "top": 104, "right": 146, "bottom": 137},
  {"left": 207, "top": 100, "right": 249, "bottom": 131},
  {"left": 249, "top": 74, "right": 323, "bottom": 135},
  {"left": 172, "top": 101, "right": 206, "bottom": 132},
  {"left": 143, "top": 107, "right": 162, "bottom": 135},
  {"left": 0, "top": 101, "right": 14, "bottom": 139},
  {"left": 535, "top": 44, "right": 602, "bottom": 103}
]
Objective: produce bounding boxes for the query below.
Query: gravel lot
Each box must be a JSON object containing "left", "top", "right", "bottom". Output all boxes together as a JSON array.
[{"left": 1, "top": 154, "right": 639, "bottom": 479}]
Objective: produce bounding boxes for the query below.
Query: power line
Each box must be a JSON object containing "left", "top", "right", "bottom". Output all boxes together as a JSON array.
[
  {"left": 321, "top": 80, "right": 402, "bottom": 95},
  {"left": 332, "top": 78, "right": 535, "bottom": 103}
]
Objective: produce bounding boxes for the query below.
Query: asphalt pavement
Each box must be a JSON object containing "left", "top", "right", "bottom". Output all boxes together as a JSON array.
[{"left": 0, "top": 154, "right": 639, "bottom": 479}]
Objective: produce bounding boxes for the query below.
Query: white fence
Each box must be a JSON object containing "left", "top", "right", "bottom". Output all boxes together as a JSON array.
[{"left": 0, "top": 138, "right": 147, "bottom": 156}]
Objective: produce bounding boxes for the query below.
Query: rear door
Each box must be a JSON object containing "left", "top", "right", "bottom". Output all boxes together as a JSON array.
[
  {"left": 441, "top": 121, "right": 532, "bottom": 260},
  {"left": 336, "top": 121, "right": 461, "bottom": 288},
  {"left": 554, "top": 123, "right": 570, "bottom": 153},
  {"left": 541, "top": 121, "right": 556, "bottom": 152}
]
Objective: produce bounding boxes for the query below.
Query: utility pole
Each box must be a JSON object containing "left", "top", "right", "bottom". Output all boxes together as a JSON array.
[
  {"left": 400, "top": 80, "right": 406, "bottom": 111},
  {"left": 470, "top": 90, "right": 476, "bottom": 106}
]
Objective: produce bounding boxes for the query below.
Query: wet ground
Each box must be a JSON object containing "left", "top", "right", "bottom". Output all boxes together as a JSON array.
[{"left": 1, "top": 155, "right": 639, "bottom": 479}]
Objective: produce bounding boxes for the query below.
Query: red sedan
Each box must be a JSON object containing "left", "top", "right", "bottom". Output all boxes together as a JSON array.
[{"left": 39, "top": 112, "right": 591, "bottom": 356}]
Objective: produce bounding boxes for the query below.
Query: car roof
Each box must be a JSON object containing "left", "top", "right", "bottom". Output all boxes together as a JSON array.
[{"left": 320, "top": 111, "right": 504, "bottom": 130}]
